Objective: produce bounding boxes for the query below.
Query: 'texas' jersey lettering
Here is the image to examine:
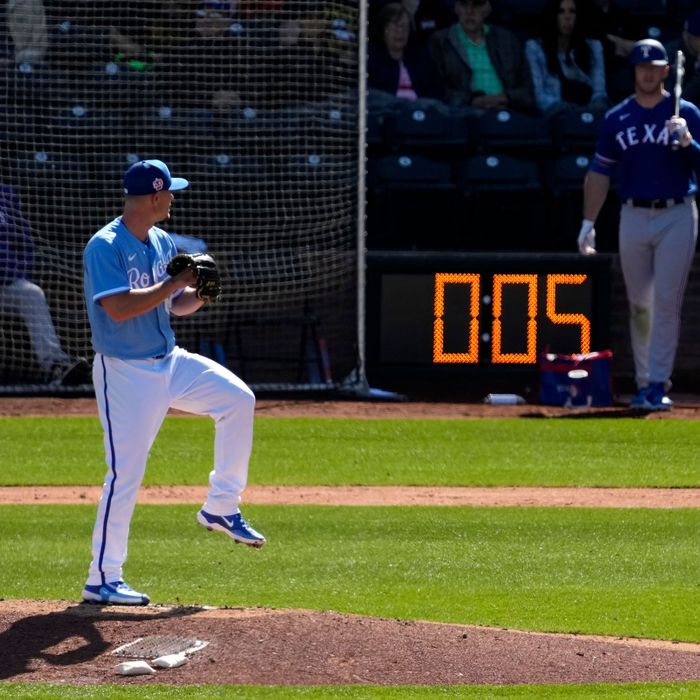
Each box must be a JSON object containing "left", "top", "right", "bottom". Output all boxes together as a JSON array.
[
  {"left": 614, "top": 123, "right": 671, "bottom": 150},
  {"left": 589, "top": 93, "right": 700, "bottom": 200}
]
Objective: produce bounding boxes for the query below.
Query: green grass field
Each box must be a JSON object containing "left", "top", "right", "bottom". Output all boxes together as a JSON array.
[
  {"left": 1, "top": 504, "right": 699, "bottom": 640},
  {"left": 1, "top": 414, "right": 698, "bottom": 698},
  {"left": 2, "top": 681, "right": 700, "bottom": 698},
  {"left": 1, "top": 416, "right": 699, "bottom": 486}
]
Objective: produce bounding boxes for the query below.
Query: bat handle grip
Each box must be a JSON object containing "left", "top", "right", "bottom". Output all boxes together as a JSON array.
[{"left": 671, "top": 110, "right": 681, "bottom": 150}]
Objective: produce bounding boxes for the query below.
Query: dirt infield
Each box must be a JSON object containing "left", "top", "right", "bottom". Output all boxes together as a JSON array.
[
  {"left": 1, "top": 600, "right": 700, "bottom": 686},
  {"left": 1, "top": 396, "right": 699, "bottom": 687},
  {"left": 2, "top": 485, "right": 699, "bottom": 508},
  {"left": 3, "top": 396, "right": 700, "bottom": 420}
]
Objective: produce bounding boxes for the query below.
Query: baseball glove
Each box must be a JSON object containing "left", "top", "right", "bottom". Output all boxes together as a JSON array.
[{"left": 166, "top": 252, "right": 222, "bottom": 303}]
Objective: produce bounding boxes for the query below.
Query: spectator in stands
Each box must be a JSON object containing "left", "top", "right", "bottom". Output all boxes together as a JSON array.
[
  {"left": 403, "top": 0, "right": 455, "bottom": 49},
  {"left": 0, "top": 185, "right": 90, "bottom": 385},
  {"left": 272, "top": 8, "right": 355, "bottom": 106},
  {"left": 429, "top": 0, "right": 534, "bottom": 113},
  {"left": 104, "top": 1, "right": 195, "bottom": 73},
  {"left": 581, "top": 0, "right": 645, "bottom": 103},
  {"left": 525, "top": 0, "right": 608, "bottom": 117},
  {"left": 7, "top": 0, "right": 48, "bottom": 65},
  {"left": 371, "top": 0, "right": 455, "bottom": 49},
  {"left": 665, "top": 10, "right": 700, "bottom": 109},
  {"left": 368, "top": 2, "right": 444, "bottom": 101},
  {"left": 160, "top": 1, "right": 250, "bottom": 111}
]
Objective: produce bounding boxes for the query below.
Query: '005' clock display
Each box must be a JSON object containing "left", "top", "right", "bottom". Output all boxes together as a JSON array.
[
  {"left": 367, "top": 253, "right": 611, "bottom": 368},
  {"left": 432, "top": 272, "right": 590, "bottom": 364}
]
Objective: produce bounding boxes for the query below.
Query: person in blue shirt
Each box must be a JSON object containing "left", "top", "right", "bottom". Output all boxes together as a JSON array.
[
  {"left": 578, "top": 40, "right": 700, "bottom": 411},
  {"left": 81, "top": 159, "right": 265, "bottom": 606}
]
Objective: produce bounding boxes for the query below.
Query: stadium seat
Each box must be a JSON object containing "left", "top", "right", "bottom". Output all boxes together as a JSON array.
[
  {"left": 456, "top": 154, "right": 546, "bottom": 250},
  {"left": 7, "top": 150, "right": 100, "bottom": 246},
  {"left": 382, "top": 100, "right": 472, "bottom": 157},
  {"left": 263, "top": 102, "right": 358, "bottom": 154},
  {"left": 544, "top": 154, "right": 620, "bottom": 252},
  {"left": 139, "top": 106, "right": 216, "bottom": 156},
  {"left": 366, "top": 154, "right": 458, "bottom": 249},
  {"left": 0, "top": 106, "right": 42, "bottom": 149},
  {"left": 75, "top": 62, "right": 155, "bottom": 109},
  {"left": 368, "top": 153, "right": 454, "bottom": 190},
  {"left": 4, "top": 63, "right": 72, "bottom": 108},
  {"left": 271, "top": 153, "right": 357, "bottom": 242},
  {"left": 45, "top": 104, "right": 129, "bottom": 150},
  {"left": 545, "top": 154, "right": 591, "bottom": 194},
  {"left": 550, "top": 109, "right": 603, "bottom": 154},
  {"left": 457, "top": 153, "right": 540, "bottom": 193},
  {"left": 178, "top": 152, "right": 268, "bottom": 232},
  {"left": 366, "top": 105, "right": 391, "bottom": 152},
  {"left": 213, "top": 107, "right": 277, "bottom": 156},
  {"left": 542, "top": 154, "right": 591, "bottom": 250},
  {"left": 471, "top": 109, "right": 551, "bottom": 157}
]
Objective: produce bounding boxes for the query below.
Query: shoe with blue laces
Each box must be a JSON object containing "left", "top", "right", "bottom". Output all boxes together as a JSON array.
[
  {"left": 82, "top": 580, "right": 150, "bottom": 605},
  {"left": 197, "top": 509, "right": 266, "bottom": 548}
]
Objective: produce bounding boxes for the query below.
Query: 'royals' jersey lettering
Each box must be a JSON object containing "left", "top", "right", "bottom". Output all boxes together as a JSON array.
[
  {"left": 83, "top": 217, "right": 179, "bottom": 359},
  {"left": 590, "top": 93, "right": 700, "bottom": 200}
]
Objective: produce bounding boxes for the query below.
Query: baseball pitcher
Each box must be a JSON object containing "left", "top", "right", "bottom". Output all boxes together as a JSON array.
[{"left": 82, "top": 159, "right": 265, "bottom": 606}]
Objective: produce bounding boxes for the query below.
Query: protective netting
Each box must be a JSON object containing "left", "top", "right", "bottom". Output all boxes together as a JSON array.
[{"left": 0, "top": 0, "right": 363, "bottom": 392}]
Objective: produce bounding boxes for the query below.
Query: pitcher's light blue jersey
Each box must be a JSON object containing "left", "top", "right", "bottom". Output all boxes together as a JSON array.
[
  {"left": 83, "top": 217, "right": 178, "bottom": 358},
  {"left": 590, "top": 93, "right": 700, "bottom": 199}
]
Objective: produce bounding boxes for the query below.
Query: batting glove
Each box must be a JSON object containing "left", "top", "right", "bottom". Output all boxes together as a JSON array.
[
  {"left": 577, "top": 219, "right": 596, "bottom": 255},
  {"left": 666, "top": 117, "right": 692, "bottom": 148}
]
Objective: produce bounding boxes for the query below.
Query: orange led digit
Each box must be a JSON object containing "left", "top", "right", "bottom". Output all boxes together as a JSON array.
[
  {"left": 492, "top": 274, "right": 538, "bottom": 364},
  {"left": 433, "top": 273, "right": 480, "bottom": 363},
  {"left": 546, "top": 274, "right": 591, "bottom": 354}
]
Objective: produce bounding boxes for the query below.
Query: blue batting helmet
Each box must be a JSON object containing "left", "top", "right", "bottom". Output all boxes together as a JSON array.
[{"left": 629, "top": 39, "right": 669, "bottom": 66}]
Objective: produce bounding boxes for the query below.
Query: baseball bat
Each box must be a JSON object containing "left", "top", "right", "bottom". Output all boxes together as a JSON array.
[{"left": 671, "top": 50, "right": 685, "bottom": 150}]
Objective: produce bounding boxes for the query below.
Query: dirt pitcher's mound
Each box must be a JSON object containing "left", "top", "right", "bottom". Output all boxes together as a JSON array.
[{"left": 1, "top": 600, "right": 699, "bottom": 686}]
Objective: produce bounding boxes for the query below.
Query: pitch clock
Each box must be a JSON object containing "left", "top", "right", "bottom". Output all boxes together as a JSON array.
[{"left": 365, "top": 251, "right": 612, "bottom": 384}]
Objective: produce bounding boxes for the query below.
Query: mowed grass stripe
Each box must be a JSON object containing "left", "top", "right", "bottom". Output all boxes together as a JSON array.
[
  {"left": 0, "top": 416, "right": 699, "bottom": 487},
  {"left": 1, "top": 682, "right": 700, "bottom": 699},
  {"left": 1, "top": 504, "right": 698, "bottom": 641}
]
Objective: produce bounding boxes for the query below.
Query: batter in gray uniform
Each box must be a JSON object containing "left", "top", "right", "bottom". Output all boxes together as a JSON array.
[{"left": 579, "top": 39, "right": 700, "bottom": 410}]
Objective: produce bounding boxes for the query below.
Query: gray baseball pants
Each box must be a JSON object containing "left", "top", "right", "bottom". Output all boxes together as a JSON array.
[{"left": 619, "top": 198, "right": 697, "bottom": 389}]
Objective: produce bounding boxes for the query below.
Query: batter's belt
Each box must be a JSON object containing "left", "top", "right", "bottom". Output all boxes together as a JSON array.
[{"left": 624, "top": 196, "right": 688, "bottom": 209}]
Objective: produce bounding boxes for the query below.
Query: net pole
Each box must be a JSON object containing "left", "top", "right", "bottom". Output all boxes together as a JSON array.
[{"left": 355, "top": 0, "right": 369, "bottom": 391}]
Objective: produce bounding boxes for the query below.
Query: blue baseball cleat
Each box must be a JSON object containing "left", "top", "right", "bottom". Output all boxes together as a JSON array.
[
  {"left": 630, "top": 386, "right": 650, "bottom": 408},
  {"left": 82, "top": 580, "right": 150, "bottom": 606},
  {"left": 644, "top": 382, "right": 673, "bottom": 411},
  {"left": 197, "top": 509, "right": 266, "bottom": 548},
  {"left": 630, "top": 383, "right": 672, "bottom": 411}
]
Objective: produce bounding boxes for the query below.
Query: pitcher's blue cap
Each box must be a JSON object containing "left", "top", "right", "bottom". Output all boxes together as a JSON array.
[
  {"left": 629, "top": 39, "right": 668, "bottom": 66},
  {"left": 123, "top": 159, "right": 189, "bottom": 196}
]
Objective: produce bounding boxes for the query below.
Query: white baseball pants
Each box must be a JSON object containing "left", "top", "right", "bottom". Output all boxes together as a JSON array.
[
  {"left": 619, "top": 199, "right": 697, "bottom": 388},
  {"left": 86, "top": 346, "right": 255, "bottom": 586}
]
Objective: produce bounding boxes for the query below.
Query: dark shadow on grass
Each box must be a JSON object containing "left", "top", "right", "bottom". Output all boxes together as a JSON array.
[
  {"left": 520, "top": 408, "right": 653, "bottom": 419},
  {"left": 0, "top": 603, "right": 204, "bottom": 680}
]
